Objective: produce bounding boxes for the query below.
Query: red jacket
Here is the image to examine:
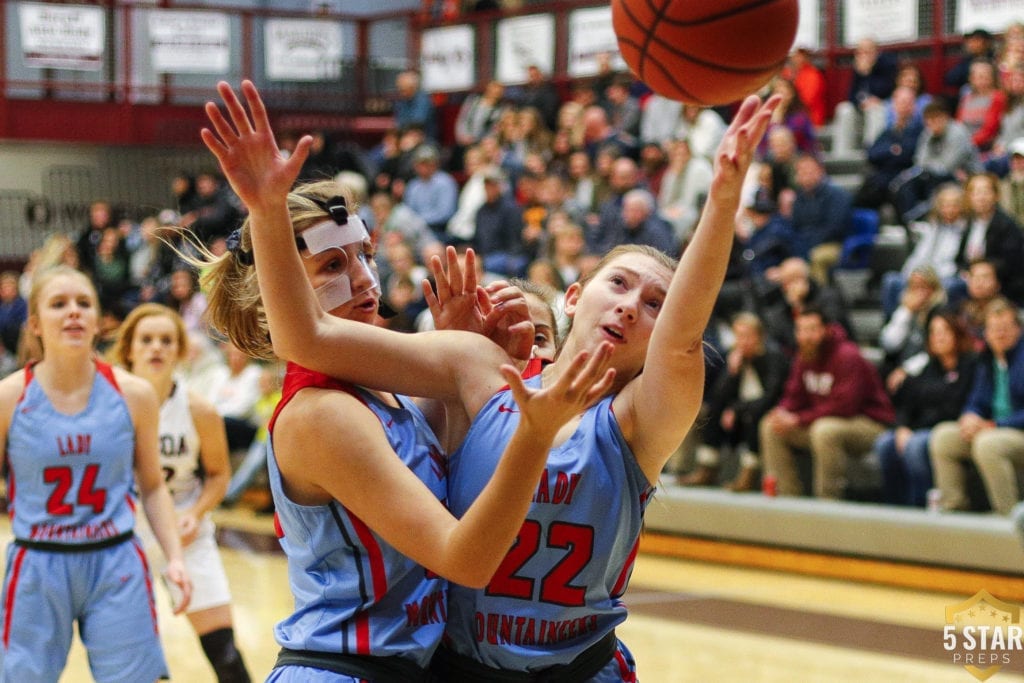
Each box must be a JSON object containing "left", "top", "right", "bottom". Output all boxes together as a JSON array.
[{"left": 779, "top": 324, "right": 895, "bottom": 427}]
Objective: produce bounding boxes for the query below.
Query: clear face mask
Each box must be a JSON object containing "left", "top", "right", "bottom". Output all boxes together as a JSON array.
[{"left": 297, "top": 210, "right": 379, "bottom": 312}]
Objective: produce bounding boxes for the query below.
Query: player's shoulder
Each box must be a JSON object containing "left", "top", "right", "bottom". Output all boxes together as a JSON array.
[
  {"left": 276, "top": 385, "right": 373, "bottom": 438},
  {"left": 0, "top": 369, "right": 27, "bottom": 407},
  {"left": 186, "top": 388, "right": 221, "bottom": 423},
  {"left": 109, "top": 367, "right": 159, "bottom": 407}
]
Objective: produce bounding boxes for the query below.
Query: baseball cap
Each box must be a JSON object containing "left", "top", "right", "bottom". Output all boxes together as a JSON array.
[
  {"left": 1009, "top": 138, "right": 1024, "bottom": 158},
  {"left": 412, "top": 144, "right": 439, "bottom": 163}
]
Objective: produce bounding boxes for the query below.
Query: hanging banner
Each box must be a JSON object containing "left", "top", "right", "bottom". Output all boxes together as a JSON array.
[
  {"left": 957, "top": 0, "right": 1020, "bottom": 34},
  {"left": 19, "top": 3, "right": 105, "bottom": 71},
  {"left": 843, "top": 0, "right": 918, "bottom": 45},
  {"left": 794, "top": 0, "right": 820, "bottom": 49},
  {"left": 421, "top": 24, "right": 475, "bottom": 92},
  {"left": 148, "top": 9, "right": 230, "bottom": 74},
  {"left": 495, "top": 14, "right": 554, "bottom": 84},
  {"left": 265, "top": 19, "right": 343, "bottom": 81},
  {"left": 567, "top": 7, "right": 626, "bottom": 77}
]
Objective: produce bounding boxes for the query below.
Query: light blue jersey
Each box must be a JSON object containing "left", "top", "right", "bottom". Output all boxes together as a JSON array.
[
  {"left": 442, "top": 366, "right": 653, "bottom": 678},
  {"left": 0, "top": 361, "right": 165, "bottom": 683},
  {"left": 267, "top": 363, "right": 447, "bottom": 674},
  {"left": 7, "top": 361, "right": 137, "bottom": 546}
]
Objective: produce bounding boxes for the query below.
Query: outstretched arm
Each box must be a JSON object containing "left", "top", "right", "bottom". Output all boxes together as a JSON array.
[
  {"left": 277, "top": 343, "right": 615, "bottom": 587},
  {"left": 617, "top": 95, "right": 779, "bottom": 483},
  {"left": 202, "top": 81, "right": 505, "bottom": 410}
]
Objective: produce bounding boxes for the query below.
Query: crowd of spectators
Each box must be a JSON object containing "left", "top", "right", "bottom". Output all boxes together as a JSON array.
[{"left": 6, "top": 28, "right": 1024, "bottom": 516}]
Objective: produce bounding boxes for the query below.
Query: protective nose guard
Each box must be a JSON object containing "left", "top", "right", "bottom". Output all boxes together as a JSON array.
[{"left": 297, "top": 213, "right": 380, "bottom": 312}]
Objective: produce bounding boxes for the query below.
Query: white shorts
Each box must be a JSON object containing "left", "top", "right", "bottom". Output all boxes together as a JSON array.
[{"left": 140, "top": 514, "right": 232, "bottom": 614}]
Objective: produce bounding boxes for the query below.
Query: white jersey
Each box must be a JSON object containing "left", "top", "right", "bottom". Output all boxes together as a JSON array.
[{"left": 159, "top": 377, "right": 202, "bottom": 509}]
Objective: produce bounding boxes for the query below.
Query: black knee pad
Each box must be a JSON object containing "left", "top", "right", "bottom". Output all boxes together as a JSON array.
[{"left": 199, "top": 627, "right": 251, "bottom": 683}]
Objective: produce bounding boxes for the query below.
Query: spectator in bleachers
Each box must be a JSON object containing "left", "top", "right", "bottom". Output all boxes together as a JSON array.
[
  {"left": 163, "top": 267, "right": 208, "bottom": 338},
  {"left": 956, "top": 172, "right": 1024, "bottom": 303},
  {"left": 473, "top": 167, "right": 528, "bottom": 277},
  {"left": 945, "top": 28, "right": 996, "bottom": 108},
  {"left": 892, "top": 99, "right": 980, "bottom": 224},
  {"left": 368, "top": 191, "right": 443, "bottom": 270},
  {"left": 394, "top": 69, "right": 437, "bottom": 142},
  {"left": 865, "top": 63, "right": 932, "bottom": 141},
  {"left": 556, "top": 100, "right": 585, "bottom": 150},
  {"left": 129, "top": 214, "right": 178, "bottom": 305},
  {"left": 516, "top": 64, "right": 561, "bottom": 132},
  {"left": 566, "top": 150, "right": 598, "bottom": 215},
  {"left": 762, "top": 127, "right": 799, "bottom": 205},
  {"left": 1001, "top": 138, "right": 1024, "bottom": 224},
  {"left": 381, "top": 240, "right": 429, "bottom": 328},
  {"left": 593, "top": 189, "right": 676, "bottom": 256},
  {"left": 958, "top": 259, "right": 1004, "bottom": 347},
  {"left": 832, "top": 38, "right": 898, "bottom": 156},
  {"left": 760, "top": 78, "right": 818, "bottom": 158},
  {"left": 988, "top": 67, "right": 1024, "bottom": 177},
  {"left": 680, "top": 312, "right": 789, "bottom": 491},
  {"left": 603, "top": 75, "right": 641, "bottom": 140},
  {"left": 454, "top": 80, "right": 507, "bottom": 152},
  {"left": 517, "top": 107, "right": 555, "bottom": 162},
  {"left": 878, "top": 265, "right": 947, "bottom": 379},
  {"left": 761, "top": 305, "right": 895, "bottom": 499},
  {"left": 674, "top": 104, "right": 726, "bottom": 161},
  {"left": 785, "top": 47, "right": 827, "bottom": 127},
  {"left": 640, "top": 93, "right": 683, "bottom": 146},
  {"left": 588, "top": 144, "right": 621, "bottom": 214},
  {"left": 170, "top": 171, "right": 200, "bottom": 217},
  {"left": 0, "top": 271, "right": 27, "bottom": 365},
  {"left": 758, "top": 256, "right": 850, "bottom": 355},
  {"left": 854, "top": 86, "right": 923, "bottom": 212},
  {"left": 735, "top": 196, "right": 794, "bottom": 280},
  {"left": 589, "top": 157, "right": 642, "bottom": 251},
  {"left": 638, "top": 142, "right": 668, "bottom": 198},
  {"left": 930, "top": 297, "right": 1024, "bottom": 514},
  {"left": 876, "top": 310, "right": 977, "bottom": 507},
  {"left": 445, "top": 146, "right": 490, "bottom": 243},
  {"left": 92, "top": 226, "right": 133, "bottom": 312},
  {"left": 547, "top": 213, "right": 586, "bottom": 287},
  {"left": 180, "top": 170, "right": 243, "bottom": 247},
  {"left": 298, "top": 130, "right": 340, "bottom": 182},
  {"left": 404, "top": 144, "right": 459, "bottom": 237},
  {"left": 19, "top": 234, "right": 79, "bottom": 300},
  {"left": 997, "top": 23, "right": 1024, "bottom": 83},
  {"left": 369, "top": 128, "right": 402, "bottom": 193},
  {"left": 582, "top": 105, "right": 636, "bottom": 161},
  {"left": 880, "top": 183, "right": 965, "bottom": 318},
  {"left": 789, "top": 153, "right": 853, "bottom": 285},
  {"left": 75, "top": 199, "right": 117, "bottom": 277},
  {"left": 658, "top": 136, "right": 713, "bottom": 244},
  {"left": 956, "top": 60, "right": 1007, "bottom": 155},
  {"left": 207, "top": 340, "right": 264, "bottom": 455}
]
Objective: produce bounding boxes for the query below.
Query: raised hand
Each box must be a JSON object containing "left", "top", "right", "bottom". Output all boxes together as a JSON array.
[
  {"left": 712, "top": 94, "right": 781, "bottom": 203},
  {"left": 201, "top": 80, "right": 312, "bottom": 216},
  {"left": 423, "top": 246, "right": 487, "bottom": 333},
  {"left": 501, "top": 341, "right": 616, "bottom": 437}
]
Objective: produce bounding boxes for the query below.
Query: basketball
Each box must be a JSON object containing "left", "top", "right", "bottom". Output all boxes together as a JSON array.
[{"left": 612, "top": 0, "right": 800, "bottom": 105}]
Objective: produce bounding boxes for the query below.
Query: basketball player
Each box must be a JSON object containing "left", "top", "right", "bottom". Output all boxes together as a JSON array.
[
  {"left": 204, "top": 80, "right": 777, "bottom": 681},
  {"left": 0, "top": 267, "right": 191, "bottom": 682},
  {"left": 107, "top": 303, "right": 250, "bottom": 682}
]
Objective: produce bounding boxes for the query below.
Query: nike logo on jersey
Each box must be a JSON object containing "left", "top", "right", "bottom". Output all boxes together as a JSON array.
[
  {"left": 497, "top": 404, "right": 518, "bottom": 414},
  {"left": 385, "top": 418, "right": 395, "bottom": 428}
]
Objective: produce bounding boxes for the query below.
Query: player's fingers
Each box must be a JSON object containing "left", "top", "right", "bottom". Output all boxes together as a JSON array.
[
  {"left": 240, "top": 79, "right": 270, "bottom": 134},
  {"left": 462, "top": 248, "right": 478, "bottom": 292},
  {"left": 286, "top": 135, "right": 314, "bottom": 176},
  {"left": 199, "top": 127, "right": 228, "bottom": 159},
  {"left": 429, "top": 254, "right": 452, "bottom": 301},
  {"left": 582, "top": 368, "right": 617, "bottom": 404},
  {"left": 446, "top": 245, "right": 464, "bottom": 293},
  {"left": 204, "top": 101, "right": 238, "bottom": 145},
  {"left": 422, "top": 278, "right": 440, "bottom": 315},
  {"left": 500, "top": 364, "right": 529, "bottom": 406},
  {"left": 217, "top": 81, "right": 254, "bottom": 135},
  {"left": 569, "top": 341, "right": 613, "bottom": 393}
]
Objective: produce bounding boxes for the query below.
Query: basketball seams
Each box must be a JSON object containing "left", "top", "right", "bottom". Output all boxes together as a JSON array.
[{"left": 657, "top": 0, "right": 792, "bottom": 27}]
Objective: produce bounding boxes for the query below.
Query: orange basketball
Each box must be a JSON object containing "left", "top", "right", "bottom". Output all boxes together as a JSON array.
[{"left": 612, "top": 0, "right": 799, "bottom": 105}]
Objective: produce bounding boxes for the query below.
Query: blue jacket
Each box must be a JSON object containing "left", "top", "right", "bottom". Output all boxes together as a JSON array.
[
  {"left": 791, "top": 180, "right": 853, "bottom": 258},
  {"left": 964, "top": 338, "right": 1024, "bottom": 430}
]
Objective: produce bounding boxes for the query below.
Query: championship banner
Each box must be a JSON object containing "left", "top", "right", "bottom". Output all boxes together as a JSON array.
[
  {"left": 567, "top": 7, "right": 626, "bottom": 77},
  {"left": 19, "top": 3, "right": 105, "bottom": 71},
  {"left": 495, "top": 13, "right": 554, "bottom": 84},
  {"left": 421, "top": 25, "right": 475, "bottom": 92},
  {"left": 794, "top": 0, "right": 820, "bottom": 50},
  {"left": 265, "top": 19, "right": 343, "bottom": 81},
  {"left": 957, "top": 0, "right": 1020, "bottom": 35},
  {"left": 148, "top": 9, "right": 230, "bottom": 74},
  {"left": 843, "top": 0, "right": 918, "bottom": 46}
]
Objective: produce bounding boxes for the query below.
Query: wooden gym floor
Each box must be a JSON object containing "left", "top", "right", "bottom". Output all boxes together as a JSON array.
[{"left": 10, "top": 506, "right": 1018, "bottom": 682}]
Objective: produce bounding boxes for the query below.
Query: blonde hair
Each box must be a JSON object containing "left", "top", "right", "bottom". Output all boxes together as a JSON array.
[
  {"left": 175, "top": 180, "right": 355, "bottom": 360},
  {"left": 576, "top": 245, "right": 678, "bottom": 291},
  {"left": 105, "top": 303, "right": 189, "bottom": 370},
  {"left": 511, "top": 278, "right": 559, "bottom": 346}
]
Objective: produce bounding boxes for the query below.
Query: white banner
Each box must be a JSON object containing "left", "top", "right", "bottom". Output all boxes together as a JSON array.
[
  {"left": 567, "top": 7, "right": 626, "bottom": 77},
  {"left": 265, "top": 19, "right": 342, "bottom": 81},
  {"left": 496, "top": 14, "right": 554, "bottom": 84},
  {"left": 957, "top": 0, "right": 1021, "bottom": 34},
  {"left": 844, "top": 0, "right": 918, "bottom": 45},
  {"left": 421, "top": 25, "right": 475, "bottom": 92},
  {"left": 148, "top": 10, "right": 230, "bottom": 74},
  {"left": 19, "top": 3, "right": 105, "bottom": 71},
  {"left": 794, "top": 0, "right": 820, "bottom": 50}
]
